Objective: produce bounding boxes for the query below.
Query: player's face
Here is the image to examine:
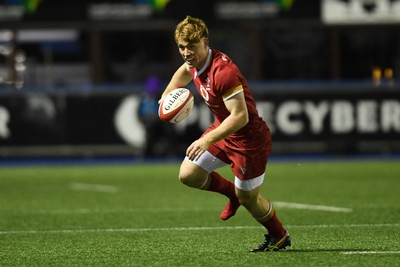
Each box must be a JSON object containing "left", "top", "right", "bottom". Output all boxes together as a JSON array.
[{"left": 177, "top": 38, "right": 209, "bottom": 70}]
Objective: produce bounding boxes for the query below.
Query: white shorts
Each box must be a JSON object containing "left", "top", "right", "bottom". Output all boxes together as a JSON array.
[{"left": 185, "top": 151, "right": 265, "bottom": 191}]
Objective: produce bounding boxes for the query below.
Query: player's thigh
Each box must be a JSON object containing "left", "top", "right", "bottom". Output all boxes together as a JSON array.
[{"left": 180, "top": 149, "right": 228, "bottom": 178}]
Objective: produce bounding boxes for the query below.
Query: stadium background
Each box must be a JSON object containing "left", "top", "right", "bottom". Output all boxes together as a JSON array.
[{"left": 0, "top": 0, "right": 399, "bottom": 159}]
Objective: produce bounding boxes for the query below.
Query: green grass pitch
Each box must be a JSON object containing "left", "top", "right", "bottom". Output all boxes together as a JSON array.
[{"left": 0, "top": 159, "right": 399, "bottom": 266}]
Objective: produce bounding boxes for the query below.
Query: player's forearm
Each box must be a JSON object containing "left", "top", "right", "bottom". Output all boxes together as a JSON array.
[
  {"left": 203, "top": 111, "right": 248, "bottom": 144},
  {"left": 162, "top": 64, "right": 192, "bottom": 98}
]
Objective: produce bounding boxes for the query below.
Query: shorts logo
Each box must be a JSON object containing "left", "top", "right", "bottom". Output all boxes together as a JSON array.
[{"left": 240, "top": 167, "right": 247, "bottom": 175}]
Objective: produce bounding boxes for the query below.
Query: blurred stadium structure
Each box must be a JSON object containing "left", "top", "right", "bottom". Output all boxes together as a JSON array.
[
  {"left": 0, "top": 0, "right": 399, "bottom": 158},
  {"left": 0, "top": 32, "right": 26, "bottom": 89}
]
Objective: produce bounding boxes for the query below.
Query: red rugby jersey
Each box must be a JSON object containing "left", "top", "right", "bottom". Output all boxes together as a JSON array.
[{"left": 190, "top": 48, "right": 268, "bottom": 140}]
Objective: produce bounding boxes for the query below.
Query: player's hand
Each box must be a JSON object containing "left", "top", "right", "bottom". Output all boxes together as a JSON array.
[{"left": 186, "top": 138, "right": 210, "bottom": 161}]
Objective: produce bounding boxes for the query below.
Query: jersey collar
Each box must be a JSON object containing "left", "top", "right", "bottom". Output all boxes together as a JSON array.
[{"left": 195, "top": 49, "right": 212, "bottom": 78}]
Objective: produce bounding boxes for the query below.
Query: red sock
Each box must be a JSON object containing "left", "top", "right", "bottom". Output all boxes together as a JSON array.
[
  {"left": 261, "top": 211, "right": 286, "bottom": 238},
  {"left": 207, "top": 172, "right": 236, "bottom": 200},
  {"left": 207, "top": 172, "right": 240, "bottom": 220}
]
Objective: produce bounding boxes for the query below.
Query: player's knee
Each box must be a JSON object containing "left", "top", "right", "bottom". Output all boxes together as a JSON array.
[
  {"left": 179, "top": 160, "right": 209, "bottom": 188},
  {"left": 178, "top": 172, "right": 190, "bottom": 185},
  {"left": 178, "top": 171, "right": 196, "bottom": 186},
  {"left": 178, "top": 170, "right": 208, "bottom": 189}
]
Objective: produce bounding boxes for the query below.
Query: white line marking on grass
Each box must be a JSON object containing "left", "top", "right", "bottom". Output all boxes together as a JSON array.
[
  {"left": 0, "top": 223, "right": 398, "bottom": 235},
  {"left": 341, "top": 251, "right": 400, "bottom": 255},
  {"left": 274, "top": 201, "right": 353, "bottom": 213},
  {"left": 70, "top": 182, "right": 118, "bottom": 193}
]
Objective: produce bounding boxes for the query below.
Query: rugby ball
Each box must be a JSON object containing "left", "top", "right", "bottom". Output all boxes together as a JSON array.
[{"left": 158, "top": 88, "right": 194, "bottom": 123}]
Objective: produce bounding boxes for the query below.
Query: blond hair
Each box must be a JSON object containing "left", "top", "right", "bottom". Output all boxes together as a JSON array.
[{"left": 174, "top": 16, "right": 209, "bottom": 44}]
